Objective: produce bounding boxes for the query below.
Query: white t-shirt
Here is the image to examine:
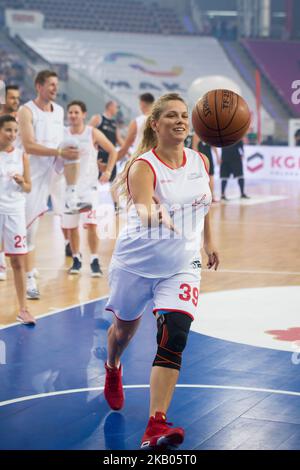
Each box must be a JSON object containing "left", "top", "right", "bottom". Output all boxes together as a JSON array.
[
  {"left": 0, "top": 147, "right": 25, "bottom": 214},
  {"left": 131, "top": 114, "right": 147, "bottom": 154},
  {"left": 64, "top": 125, "right": 98, "bottom": 195},
  {"left": 112, "top": 147, "right": 212, "bottom": 278}
]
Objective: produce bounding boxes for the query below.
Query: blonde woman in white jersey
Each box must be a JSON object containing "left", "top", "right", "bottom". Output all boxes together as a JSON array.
[
  {"left": 103, "top": 93, "right": 220, "bottom": 449},
  {"left": 0, "top": 115, "right": 35, "bottom": 325},
  {"left": 62, "top": 100, "right": 117, "bottom": 277}
]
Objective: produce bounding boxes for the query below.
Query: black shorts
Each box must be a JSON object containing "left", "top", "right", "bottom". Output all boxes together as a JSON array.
[
  {"left": 98, "top": 150, "right": 117, "bottom": 182},
  {"left": 220, "top": 158, "right": 243, "bottom": 179}
]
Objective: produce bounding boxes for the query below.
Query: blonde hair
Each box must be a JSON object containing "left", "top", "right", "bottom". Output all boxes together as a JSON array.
[{"left": 115, "top": 93, "right": 187, "bottom": 199}]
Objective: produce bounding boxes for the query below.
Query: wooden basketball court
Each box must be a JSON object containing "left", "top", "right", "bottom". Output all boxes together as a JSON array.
[{"left": 1, "top": 179, "right": 299, "bottom": 326}]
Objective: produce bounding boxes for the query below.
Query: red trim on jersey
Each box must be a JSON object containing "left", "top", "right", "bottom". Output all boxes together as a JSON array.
[
  {"left": 152, "top": 148, "right": 187, "bottom": 170},
  {"left": 5, "top": 252, "right": 28, "bottom": 257},
  {"left": 105, "top": 307, "right": 143, "bottom": 323},
  {"left": 153, "top": 308, "right": 194, "bottom": 321},
  {"left": 26, "top": 209, "right": 48, "bottom": 229},
  {"left": 127, "top": 158, "right": 157, "bottom": 196},
  {"left": 198, "top": 152, "right": 210, "bottom": 177}
]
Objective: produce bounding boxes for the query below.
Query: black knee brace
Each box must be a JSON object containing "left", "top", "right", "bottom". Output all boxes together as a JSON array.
[{"left": 153, "top": 312, "right": 192, "bottom": 371}]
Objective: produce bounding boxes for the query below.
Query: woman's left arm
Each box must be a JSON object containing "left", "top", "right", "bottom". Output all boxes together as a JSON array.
[{"left": 203, "top": 211, "right": 220, "bottom": 271}]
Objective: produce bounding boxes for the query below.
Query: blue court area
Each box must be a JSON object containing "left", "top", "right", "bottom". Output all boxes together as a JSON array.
[{"left": 1, "top": 298, "right": 300, "bottom": 450}]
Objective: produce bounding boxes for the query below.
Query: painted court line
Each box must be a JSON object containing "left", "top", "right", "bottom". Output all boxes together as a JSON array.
[
  {"left": 1, "top": 384, "right": 300, "bottom": 408},
  {"left": 0, "top": 295, "right": 108, "bottom": 331}
]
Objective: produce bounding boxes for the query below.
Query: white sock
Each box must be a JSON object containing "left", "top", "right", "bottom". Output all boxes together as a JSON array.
[
  {"left": 107, "top": 361, "right": 120, "bottom": 370},
  {"left": 73, "top": 253, "right": 81, "bottom": 260},
  {"left": 26, "top": 270, "right": 35, "bottom": 280},
  {"left": 90, "top": 254, "right": 99, "bottom": 263},
  {"left": 64, "top": 240, "right": 70, "bottom": 246}
]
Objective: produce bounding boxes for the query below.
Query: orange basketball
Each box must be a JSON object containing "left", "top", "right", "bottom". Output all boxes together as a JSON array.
[{"left": 192, "top": 89, "right": 251, "bottom": 147}]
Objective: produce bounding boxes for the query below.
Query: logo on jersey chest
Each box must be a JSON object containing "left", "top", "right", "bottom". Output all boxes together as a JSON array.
[
  {"left": 187, "top": 171, "right": 203, "bottom": 180},
  {"left": 160, "top": 179, "right": 174, "bottom": 184}
]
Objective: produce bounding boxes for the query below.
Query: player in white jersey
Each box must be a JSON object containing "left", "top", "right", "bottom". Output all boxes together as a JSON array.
[
  {"left": 0, "top": 85, "right": 21, "bottom": 281},
  {"left": 0, "top": 115, "right": 35, "bottom": 325},
  {"left": 18, "top": 70, "right": 85, "bottom": 300},
  {"left": 62, "top": 100, "right": 117, "bottom": 277},
  {"left": 117, "top": 93, "right": 155, "bottom": 160},
  {"left": 103, "top": 94, "right": 219, "bottom": 450}
]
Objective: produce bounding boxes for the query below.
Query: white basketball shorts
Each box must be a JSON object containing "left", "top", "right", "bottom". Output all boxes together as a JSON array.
[
  {"left": 0, "top": 212, "right": 27, "bottom": 256},
  {"left": 105, "top": 263, "right": 201, "bottom": 322},
  {"left": 61, "top": 207, "right": 98, "bottom": 229}
]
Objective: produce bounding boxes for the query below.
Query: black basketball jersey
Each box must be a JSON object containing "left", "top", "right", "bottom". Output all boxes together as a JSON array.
[
  {"left": 97, "top": 114, "right": 117, "bottom": 154},
  {"left": 221, "top": 141, "right": 244, "bottom": 161},
  {"left": 198, "top": 141, "right": 213, "bottom": 161}
]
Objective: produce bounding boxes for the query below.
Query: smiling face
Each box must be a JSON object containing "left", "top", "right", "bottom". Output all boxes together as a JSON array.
[
  {"left": 67, "top": 105, "right": 86, "bottom": 127},
  {"left": 5, "top": 89, "right": 20, "bottom": 113},
  {"left": 0, "top": 120, "right": 18, "bottom": 148},
  {"left": 151, "top": 100, "right": 189, "bottom": 146},
  {"left": 37, "top": 76, "right": 59, "bottom": 102}
]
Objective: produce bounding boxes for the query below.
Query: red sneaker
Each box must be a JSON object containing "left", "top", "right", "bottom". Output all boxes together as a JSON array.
[
  {"left": 141, "top": 412, "right": 184, "bottom": 449},
  {"left": 104, "top": 362, "right": 124, "bottom": 410}
]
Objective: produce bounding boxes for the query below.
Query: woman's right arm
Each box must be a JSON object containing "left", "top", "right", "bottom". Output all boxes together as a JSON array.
[
  {"left": 128, "top": 161, "right": 156, "bottom": 227},
  {"left": 128, "top": 161, "right": 175, "bottom": 231}
]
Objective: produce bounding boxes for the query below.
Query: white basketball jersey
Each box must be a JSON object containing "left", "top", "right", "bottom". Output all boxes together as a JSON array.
[
  {"left": 24, "top": 100, "right": 64, "bottom": 182},
  {"left": 112, "top": 147, "right": 212, "bottom": 278},
  {"left": 64, "top": 125, "right": 98, "bottom": 194},
  {"left": 0, "top": 147, "right": 25, "bottom": 214},
  {"left": 131, "top": 114, "right": 147, "bottom": 154}
]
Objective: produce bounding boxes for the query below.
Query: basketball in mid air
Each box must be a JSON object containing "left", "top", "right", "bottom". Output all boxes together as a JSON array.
[{"left": 192, "top": 89, "right": 251, "bottom": 147}]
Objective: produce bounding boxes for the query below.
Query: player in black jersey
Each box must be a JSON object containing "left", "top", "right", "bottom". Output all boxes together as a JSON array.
[{"left": 89, "top": 101, "right": 124, "bottom": 211}]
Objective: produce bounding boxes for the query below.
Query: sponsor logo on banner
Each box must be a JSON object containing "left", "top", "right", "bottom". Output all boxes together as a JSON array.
[
  {"left": 244, "top": 146, "right": 300, "bottom": 181},
  {"left": 247, "top": 152, "right": 264, "bottom": 173}
]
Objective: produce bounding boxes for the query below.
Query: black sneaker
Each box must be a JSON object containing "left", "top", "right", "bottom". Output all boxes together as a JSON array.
[
  {"left": 90, "top": 259, "right": 103, "bottom": 278},
  {"left": 69, "top": 256, "right": 82, "bottom": 274},
  {"left": 241, "top": 194, "right": 250, "bottom": 199},
  {"left": 65, "top": 242, "right": 72, "bottom": 258}
]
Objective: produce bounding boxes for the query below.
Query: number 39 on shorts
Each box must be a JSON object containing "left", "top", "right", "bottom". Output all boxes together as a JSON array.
[{"left": 179, "top": 283, "right": 199, "bottom": 306}]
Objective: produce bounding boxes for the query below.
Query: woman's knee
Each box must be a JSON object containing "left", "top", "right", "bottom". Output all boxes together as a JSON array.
[{"left": 10, "top": 256, "right": 23, "bottom": 270}]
